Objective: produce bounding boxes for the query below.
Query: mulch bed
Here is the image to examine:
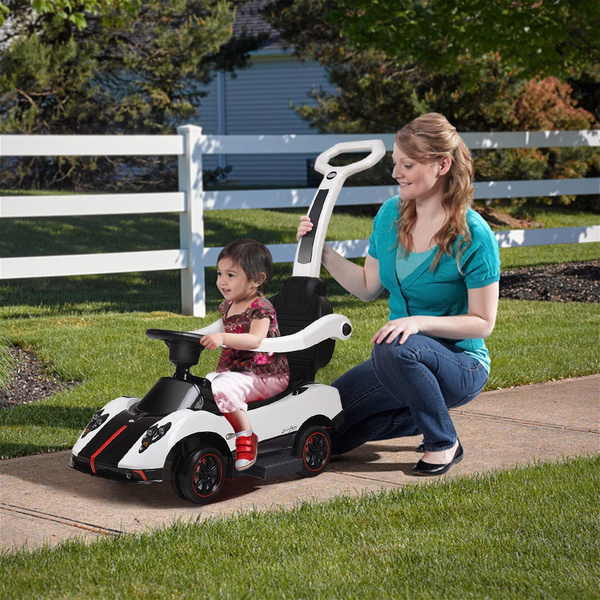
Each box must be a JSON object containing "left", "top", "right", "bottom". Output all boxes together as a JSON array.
[
  {"left": 0, "top": 347, "right": 77, "bottom": 409},
  {"left": 500, "top": 260, "right": 600, "bottom": 303},
  {"left": 1, "top": 260, "right": 598, "bottom": 409}
]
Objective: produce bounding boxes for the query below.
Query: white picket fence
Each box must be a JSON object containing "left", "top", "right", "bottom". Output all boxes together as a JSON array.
[{"left": 1, "top": 126, "right": 599, "bottom": 316}]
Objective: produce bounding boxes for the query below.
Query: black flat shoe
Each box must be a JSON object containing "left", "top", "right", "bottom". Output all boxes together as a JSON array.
[
  {"left": 416, "top": 442, "right": 425, "bottom": 453},
  {"left": 412, "top": 441, "right": 463, "bottom": 476}
]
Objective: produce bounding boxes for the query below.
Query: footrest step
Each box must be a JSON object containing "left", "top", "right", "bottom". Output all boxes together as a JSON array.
[{"left": 244, "top": 453, "right": 303, "bottom": 479}]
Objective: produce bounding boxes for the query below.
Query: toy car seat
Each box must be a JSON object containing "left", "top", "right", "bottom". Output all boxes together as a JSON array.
[{"left": 270, "top": 276, "right": 334, "bottom": 383}]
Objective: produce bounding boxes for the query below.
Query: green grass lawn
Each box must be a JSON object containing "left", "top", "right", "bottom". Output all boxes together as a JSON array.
[
  {"left": 1, "top": 456, "right": 599, "bottom": 599},
  {"left": 0, "top": 205, "right": 598, "bottom": 598},
  {"left": 0, "top": 206, "right": 598, "bottom": 456},
  {"left": 2, "top": 292, "right": 597, "bottom": 459}
]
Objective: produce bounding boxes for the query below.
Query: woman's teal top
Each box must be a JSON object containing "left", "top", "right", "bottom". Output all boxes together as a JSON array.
[{"left": 368, "top": 195, "right": 501, "bottom": 372}]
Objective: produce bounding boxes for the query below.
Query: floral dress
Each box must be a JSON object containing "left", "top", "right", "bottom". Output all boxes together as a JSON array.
[{"left": 216, "top": 296, "right": 289, "bottom": 379}]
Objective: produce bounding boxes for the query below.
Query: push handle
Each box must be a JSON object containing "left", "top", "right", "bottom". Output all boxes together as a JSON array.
[
  {"left": 293, "top": 138, "right": 387, "bottom": 278},
  {"left": 314, "top": 139, "right": 387, "bottom": 177}
]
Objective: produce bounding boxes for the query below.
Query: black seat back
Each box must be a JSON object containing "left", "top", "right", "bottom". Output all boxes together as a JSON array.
[{"left": 270, "top": 276, "right": 335, "bottom": 382}]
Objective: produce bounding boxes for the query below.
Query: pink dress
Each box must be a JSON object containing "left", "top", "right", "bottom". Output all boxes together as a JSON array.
[{"left": 206, "top": 296, "right": 290, "bottom": 413}]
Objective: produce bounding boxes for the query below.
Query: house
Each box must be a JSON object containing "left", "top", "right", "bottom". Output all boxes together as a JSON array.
[{"left": 196, "top": 0, "right": 337, "bottom": 186}]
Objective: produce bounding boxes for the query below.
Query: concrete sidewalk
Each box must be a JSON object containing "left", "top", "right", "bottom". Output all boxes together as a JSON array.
[{"left": 1, "top": 375, "right": 598, "bottom": 554}]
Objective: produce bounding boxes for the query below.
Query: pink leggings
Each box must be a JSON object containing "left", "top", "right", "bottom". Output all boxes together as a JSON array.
[{"left": 205, "top": 371, "right": 289, "bottom": 414}]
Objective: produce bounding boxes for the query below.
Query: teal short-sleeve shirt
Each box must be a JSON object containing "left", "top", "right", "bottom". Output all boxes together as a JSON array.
[{"left": 368, "top": 196, "right": 501, "bottom": 371}]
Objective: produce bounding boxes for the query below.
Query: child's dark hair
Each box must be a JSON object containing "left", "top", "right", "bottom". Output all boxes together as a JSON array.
[{"left": 218, "top": 238, "right": 273, "bottom": 293}]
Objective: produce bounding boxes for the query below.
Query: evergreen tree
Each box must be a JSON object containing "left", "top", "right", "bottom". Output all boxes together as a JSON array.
[{"left": 0, "top": 0, "right": 263, "bottom": 190}]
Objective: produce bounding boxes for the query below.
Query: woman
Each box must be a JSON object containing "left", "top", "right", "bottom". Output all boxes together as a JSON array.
[{"left": 297, "top": 113, "right": 500, "bottom": 475}]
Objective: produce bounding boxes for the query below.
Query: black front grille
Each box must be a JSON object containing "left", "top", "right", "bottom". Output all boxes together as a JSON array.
[{"left": 70, "top": 454, "right": 162, "bottom": 482}]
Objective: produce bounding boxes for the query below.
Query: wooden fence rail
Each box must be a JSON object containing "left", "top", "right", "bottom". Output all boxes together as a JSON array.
[{"left": 1, "top": 126, "right": 599, "bottom": 316}]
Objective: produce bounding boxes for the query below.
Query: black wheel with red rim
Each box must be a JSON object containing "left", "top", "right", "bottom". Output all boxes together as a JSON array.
[
  {"left": 294, "top": 425, "right": 331, "bottom": 478},
  {"left": 177, "top": 446, "right": 225, "bottom": 504}
]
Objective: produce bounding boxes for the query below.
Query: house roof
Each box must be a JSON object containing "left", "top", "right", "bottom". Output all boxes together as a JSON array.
[{"left": 232, "top": 0, "right": 285, "bottom": 52}]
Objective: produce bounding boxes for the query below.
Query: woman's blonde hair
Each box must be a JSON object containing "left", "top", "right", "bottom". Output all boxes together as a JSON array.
[{"left": 395, "top": 113, "right": 473, "bottom": 270}]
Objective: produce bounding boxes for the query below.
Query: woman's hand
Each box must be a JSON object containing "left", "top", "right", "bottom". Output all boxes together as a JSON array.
[
  {"left": 297, "top": 215, "right": 313, "bottom": 240},
  {"left": 297, "top": 214, "right": 384, "bottom": 302},
  {"left": 200, "top": 333, "right": 224, "bottom": 350},
  {"left": 371, "top": 317, "right": 421, "bottom": 345},
  {"left": 371, "top": 281, "right": 500, "bottom": 345}
]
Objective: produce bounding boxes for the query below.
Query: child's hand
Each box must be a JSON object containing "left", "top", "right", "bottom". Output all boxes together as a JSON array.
[
  {"left": 200, "top": 333, "right": 224, "bottom": 350},
  {"left": 297, "top": 215, "right": 313, "bottom": 240}
]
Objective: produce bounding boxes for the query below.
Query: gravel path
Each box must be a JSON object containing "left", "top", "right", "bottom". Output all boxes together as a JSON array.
[{"left": 1, "top": 260, "right": 598, "bottom": 408}]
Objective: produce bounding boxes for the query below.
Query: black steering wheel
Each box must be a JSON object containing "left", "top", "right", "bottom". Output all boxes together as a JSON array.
[
  {"left": 146, "top": 329, "right": 205, "bottom": 344},
  {"left": 146, "top": 329, "right": 205, "bottom": 369}
]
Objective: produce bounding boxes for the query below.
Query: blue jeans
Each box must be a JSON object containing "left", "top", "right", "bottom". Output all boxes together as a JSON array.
[{"left": 330, "top": 334, "right": 489, "bottom": 454}]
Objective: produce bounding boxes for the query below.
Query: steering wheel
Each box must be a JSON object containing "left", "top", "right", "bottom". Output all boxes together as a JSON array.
[
  {"left": 146, "top": 329, "right": 205, "bottom": 344},
  {"left": 146, "top": 329, "right": 205, "bottom": 369}
]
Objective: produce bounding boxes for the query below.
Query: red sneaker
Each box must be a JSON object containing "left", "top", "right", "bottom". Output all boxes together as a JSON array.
[{"left": 235, "top": 433, "right": 258, "bottom": 471}]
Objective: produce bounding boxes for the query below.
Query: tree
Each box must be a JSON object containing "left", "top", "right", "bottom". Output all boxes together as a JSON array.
[
  {"left": 264, "top": 0, "right": 535, "bottom": 134},
  {"left": 325, "top": 0, "right": 600, "bottom": 82},
  {"left": 263, "top": 0, "right": 597, "bottom": 207},
  {"left": 0, "top": 1, "right": 142, "bottom": 30},
  {"left": 0, "top": 0, "right": 263, "bottom": 190},
  {"left": 476, "top": 76, "right": 598, "bottom": 209}
]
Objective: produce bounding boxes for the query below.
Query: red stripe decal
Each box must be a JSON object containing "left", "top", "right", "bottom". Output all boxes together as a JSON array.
[
  {"left": 133, "top": 470, "right": 147, "bottom": 481},
  {"left": 90, "top": 425, "right": 128, "bottom": 474}
]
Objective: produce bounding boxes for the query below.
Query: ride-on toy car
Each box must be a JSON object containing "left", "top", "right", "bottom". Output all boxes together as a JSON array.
[{"left": 70, "top": 139, "right": 386, "bottom": 504}]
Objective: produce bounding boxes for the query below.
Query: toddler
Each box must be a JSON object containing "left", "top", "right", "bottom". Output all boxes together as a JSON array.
[{"left": 201, "top": 239, "right": 290, "bottom": 470}]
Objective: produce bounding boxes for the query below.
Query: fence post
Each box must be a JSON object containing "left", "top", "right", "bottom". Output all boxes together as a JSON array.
[{"left": 177, "top": 125, "right": 205, "bottom": 317}]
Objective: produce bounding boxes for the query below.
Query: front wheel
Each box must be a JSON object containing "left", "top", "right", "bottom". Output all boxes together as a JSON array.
[
  {"left": 169, "top": 453, "right": 186, "bottom": 500},
  {"left": 294, "top": 425, "right": 331, "bottom": 478},
  {"left": 176, "top": 446, "right": 225, "bottom": 504}
]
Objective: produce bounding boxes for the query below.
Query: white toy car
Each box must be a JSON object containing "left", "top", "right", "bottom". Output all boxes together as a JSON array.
[{"left": 70, "top": 139, "right": 386, "bottom": 504}]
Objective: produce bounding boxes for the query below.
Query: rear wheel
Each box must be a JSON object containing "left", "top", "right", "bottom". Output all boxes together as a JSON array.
[
  {"left": 294, "top": 425, "right": 331, "bottom": 478},
  {"left": 176, "top": 446, "right": 225, "bottom": 504}
]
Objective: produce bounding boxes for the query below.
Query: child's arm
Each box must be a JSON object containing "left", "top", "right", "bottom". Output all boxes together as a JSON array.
[{"left": 200, "top": 317, "right": 271, "bottom": 351}]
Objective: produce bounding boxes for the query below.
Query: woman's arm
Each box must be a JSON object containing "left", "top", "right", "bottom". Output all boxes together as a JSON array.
[
  {"left": 200, "top": 317, "right": 271, "bottom": 350},
  {"left": 298, "top": 215, "right": 384, "bottom": 301},
  {"left": 371, "top": 282, "right": 499, "bottom": 345}
]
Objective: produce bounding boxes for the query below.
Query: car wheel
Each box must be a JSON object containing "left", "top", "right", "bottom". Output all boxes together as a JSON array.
[
  {"left": 177, "top": 446, "right": 225, "bottom": 504},
  {"left": 169, "top": 454, "right": 187, "bottom": 500},
  {"left": 294, "top": 425, "right": 331, "bottom": 478}
]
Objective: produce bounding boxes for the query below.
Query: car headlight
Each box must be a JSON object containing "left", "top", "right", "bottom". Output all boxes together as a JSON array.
[
  {"left": 139, "top": 422, "right": 171, "bottom": 453},
  {"left": 82, "top": 410, "right": 108, "bottom": 438}
]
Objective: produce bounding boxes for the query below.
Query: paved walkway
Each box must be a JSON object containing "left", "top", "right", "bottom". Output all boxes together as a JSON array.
[{"left": 1, "top": 375, "right": 598, "bottom": 554}]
